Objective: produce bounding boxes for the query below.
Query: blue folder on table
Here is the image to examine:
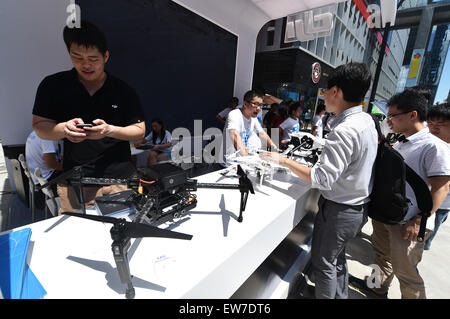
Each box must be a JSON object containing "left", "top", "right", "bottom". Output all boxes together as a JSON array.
[{"left": 0, "top": 228, "right": 47, "bottom": 299}]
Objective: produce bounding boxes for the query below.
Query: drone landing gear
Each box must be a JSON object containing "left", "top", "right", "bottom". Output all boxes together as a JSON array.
[
  {"left": 238, "top": 188, "right": 249, "bottom": 223},
  {"left": 194, "top": 166, "right": 254, "bottom": 223},
  {"left": 110, "top": 222, "right": 135, "bottom": 299},
  {"left": 112, "top": 237, "right": 135, "bottom": 299}
]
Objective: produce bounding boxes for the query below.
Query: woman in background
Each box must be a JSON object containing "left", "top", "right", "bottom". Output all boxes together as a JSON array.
[{"left": 135, "top": 118, "right": 172, "bottom": 165}]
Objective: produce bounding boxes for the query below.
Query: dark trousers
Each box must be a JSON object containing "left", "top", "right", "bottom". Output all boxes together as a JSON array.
[{"left": 311, "top": 196, "right": 368, "bottom": 299}]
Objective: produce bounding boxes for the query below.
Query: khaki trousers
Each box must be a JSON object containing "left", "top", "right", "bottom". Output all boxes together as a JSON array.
[
  {"left": 371, "top": 219, "right": 430, "bottom": 299},
  {"left": 57, "top": 184, "right": 129, "bottom": 214}
]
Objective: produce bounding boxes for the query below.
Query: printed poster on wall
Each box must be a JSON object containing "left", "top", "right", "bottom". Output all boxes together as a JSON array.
[{"left": 406, "top": 49, "right": 425, "bottom": 87}]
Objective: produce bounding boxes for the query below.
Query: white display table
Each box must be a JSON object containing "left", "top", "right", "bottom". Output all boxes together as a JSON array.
[{"left": 11, "top": 168, "right": 315, "bottom": 299}]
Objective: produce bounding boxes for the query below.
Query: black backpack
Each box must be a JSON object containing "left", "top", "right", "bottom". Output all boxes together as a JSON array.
[{"left": 368, "top": 115, "right": 432, "bottom": 242}]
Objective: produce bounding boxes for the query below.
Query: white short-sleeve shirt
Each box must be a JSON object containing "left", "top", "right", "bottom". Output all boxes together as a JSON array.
[
  {"left": 279, "top": 117, "right": 300, "bottom": 141},
  {"left": 25, "top": 131, "right": 62, "bottom": 183},
  {"left": 218, "top": 107, "right": 232, "bottom": 120},
  {"left": 393, "top": 128, "right": 450, "bottom": 230},
  {"left": 145, "top": 130, "right": 173, "bottom": 153},
  {"left": 311, "top": 115, "right": 324, "bottom": 138},
  {"left": 223, "top": 108, "right": 263, "bottom": 160}
]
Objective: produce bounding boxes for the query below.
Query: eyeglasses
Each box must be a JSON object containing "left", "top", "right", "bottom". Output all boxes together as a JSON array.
[
  {"left": 248, "top": 101, "right": 263, "bottom": 108},
  {"left": 387, "top": 111, "right": 412, "bottom": 121}
]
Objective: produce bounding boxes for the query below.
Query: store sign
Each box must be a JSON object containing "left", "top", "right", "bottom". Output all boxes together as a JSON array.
[
  {"left": 285, "top": 4, "right": 336, "bottom": 42},
  {"left": 312, "top": 62, "right": 321, "bottom": 84}
]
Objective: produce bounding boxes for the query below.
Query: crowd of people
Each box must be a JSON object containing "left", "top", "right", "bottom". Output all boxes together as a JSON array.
[
  {"left": 26, "top": 21, "right": 449, "bottom": 299},
  {"left": 220, "top": 62, "right": 449, "bottom": 299}
]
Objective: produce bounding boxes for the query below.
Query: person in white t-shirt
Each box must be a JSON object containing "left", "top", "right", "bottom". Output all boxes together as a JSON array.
[
  {"left": 424, "top": 103, "right": 450, "bottom": 250},
  {"left": 25, "top": 130, "right": 63, "bottom": 186},
  {"left": 369, "top": 91, "right": 450, "bottom": 299},
  {"left": 279, "top": 102, "right": 301, "bottom": 145},
  {"left": 311, "top": 103, "right": 326, "bottom": 138},
  {"left": 223, "top": 90, "right": 277, "bottom": 164},
  {"left": 216, "top": 97, "right": 239, "bottom": 126},
  {"left": 135, "top": 118, "right": 172, "bottom": 165}
]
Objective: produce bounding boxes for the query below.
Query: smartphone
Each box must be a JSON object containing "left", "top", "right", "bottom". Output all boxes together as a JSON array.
[{"left": 76, "top": 123, "right": 94, "bottom": 128}]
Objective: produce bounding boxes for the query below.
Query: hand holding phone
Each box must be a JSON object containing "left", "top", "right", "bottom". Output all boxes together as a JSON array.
[{"left": 76, "top": 123, "right": 95, "bottom": 128}]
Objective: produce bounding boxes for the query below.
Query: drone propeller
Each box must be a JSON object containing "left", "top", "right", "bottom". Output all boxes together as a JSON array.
[
  {"left": 39, "top": 154, "right": 105, "bottom": 190},
  {"left": 63, "top": 212, "right": 193, "bottom": 240}
]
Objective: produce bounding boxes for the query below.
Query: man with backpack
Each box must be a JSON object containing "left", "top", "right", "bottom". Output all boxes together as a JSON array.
[
  {"left": 261, "top": 62, "right": 378, "bottom": 299},
  {"left": 367, "top": 90, "right": 450, "bottom": 299}
]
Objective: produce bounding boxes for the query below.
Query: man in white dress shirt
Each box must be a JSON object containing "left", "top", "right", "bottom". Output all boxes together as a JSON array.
[{"left": 261, "top": 62, "right": 378, "bottom": 299}]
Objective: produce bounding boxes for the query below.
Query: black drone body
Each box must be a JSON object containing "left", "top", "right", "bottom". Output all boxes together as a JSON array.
[{"left": 40, "top": 160, "right": 255, "bottom": 298}]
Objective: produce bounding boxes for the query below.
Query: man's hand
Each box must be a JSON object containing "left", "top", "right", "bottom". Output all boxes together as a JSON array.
[
  {"left": 84, "top": 119, "right": 114, "bottom": 140},
  {"left": 401, "top": 218, "right": 421, "bottom": 242},
  {"left": 64, "top": 118, "right": 88, "bottom": 143},
  {"left": 259, "top": 151, "right": 286, "bottom": 166}
]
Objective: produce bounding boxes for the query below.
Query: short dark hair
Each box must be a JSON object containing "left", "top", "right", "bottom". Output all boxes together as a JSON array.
[
  {"left": 288, "top": 102, "right": 301, "bottom": 116},
  {"left": 230, "top": 97, "right": 239, "bottom": 104},
  {"left": 63, "top": 20, "right": 108, "bottom": 55},
  {"left": 405, "top": 86, "right": 432, "bottom": 103},
  {"left": 428, "top": 103, "right": 450, "bottom": 121},
  {"left": 243, "top": 90, "right": 264, "bottom": 103},
  {"left": 326, "top": 62, "right": 372, "bottom": 103},
  {"left": 387, "top": 89, "right": 428, "bottom": 122},
  {"left": 316, "top": 103, "right": 326, "bottom": 114}
]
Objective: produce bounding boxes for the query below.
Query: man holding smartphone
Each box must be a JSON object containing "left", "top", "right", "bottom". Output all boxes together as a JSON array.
[{"left": 32, "top": 21, "right": 145, "bottom": 213}]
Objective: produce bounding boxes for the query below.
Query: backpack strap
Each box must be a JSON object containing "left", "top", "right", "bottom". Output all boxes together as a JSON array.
[
  {"left": 370, "top": 114, "right": 432, "bottom": 241},
  {"left": 405, "top": 164, "right": 433, "bottom": 242},
  {"left": 370, "top": 114, "right": 387, "bottom": 144}
]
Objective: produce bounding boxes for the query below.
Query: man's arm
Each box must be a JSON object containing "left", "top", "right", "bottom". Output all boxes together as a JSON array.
[
  {"left": 229, "top": 129, "right": 249, "bottom": 156},
  {"left": 259, "top": 152, "right": 311, "bottom": 183},
  {"left": 402, "top": 176, "right": 450, "bottom": 241},
  {"left": 33, "top": 115, "right": 87, "bottom": 143},
  {"left": 258, "top": 129, "right": 278, "bottom": 151},
  {"left": 429, "top": 176, "right": 450, "bottom": 214},
  {"left": 216, "top": 114, "right": 226, "bottom": 124}
]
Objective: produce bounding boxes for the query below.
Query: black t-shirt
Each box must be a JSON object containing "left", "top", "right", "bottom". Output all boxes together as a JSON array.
[{"left": 32, "top": 68, "right": 145, "bottom": 179}]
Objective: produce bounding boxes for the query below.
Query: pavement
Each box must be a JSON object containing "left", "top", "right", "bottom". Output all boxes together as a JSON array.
[{"left": 345, "top": 218, "right": 450, "bottom": 299}]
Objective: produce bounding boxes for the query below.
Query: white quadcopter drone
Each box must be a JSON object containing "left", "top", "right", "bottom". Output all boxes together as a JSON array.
[{"left": 224, "top": 152, "right": 289, "bottom": 186}]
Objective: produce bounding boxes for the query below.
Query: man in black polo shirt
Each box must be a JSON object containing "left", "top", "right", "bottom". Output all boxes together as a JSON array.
[{"left": 32, "top": 21, "right": 146, "bottom": 213}]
